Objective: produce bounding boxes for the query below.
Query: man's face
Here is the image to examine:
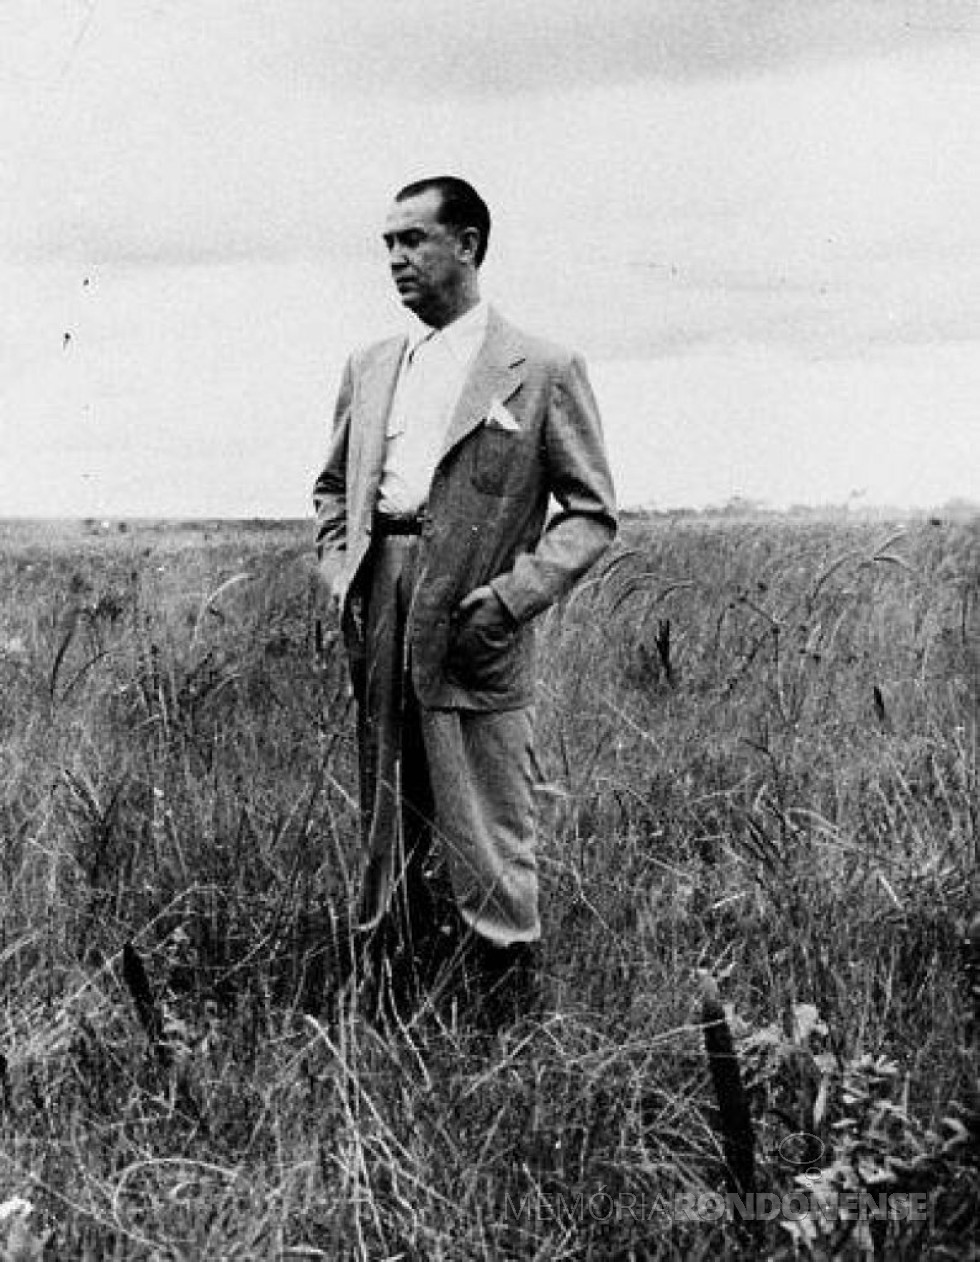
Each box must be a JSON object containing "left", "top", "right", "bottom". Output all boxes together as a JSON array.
[{"left": 382, "top": 190, "right": 469, "bottom": 326}]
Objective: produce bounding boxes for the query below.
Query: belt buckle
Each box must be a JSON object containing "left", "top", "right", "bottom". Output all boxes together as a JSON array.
[{"left": 376, "top": 511, "right": 423, "bottom": 537}]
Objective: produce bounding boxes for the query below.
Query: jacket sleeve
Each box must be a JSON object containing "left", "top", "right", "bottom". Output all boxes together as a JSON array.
[
  {"left": 490, "top": 352, "right": 617, "bottom": 623},
  {"left": 312, "top": 356, "right": 354, "bottom": 562}
]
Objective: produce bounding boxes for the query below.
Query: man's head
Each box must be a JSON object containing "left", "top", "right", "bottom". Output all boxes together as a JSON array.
[{"left": 383, "top": 176, "right": 491, "bottom": 328}]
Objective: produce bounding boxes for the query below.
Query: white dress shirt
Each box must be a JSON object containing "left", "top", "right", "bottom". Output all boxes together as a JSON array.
[{"left": 377, "top": 300, "right": 489, "bottom": 517}]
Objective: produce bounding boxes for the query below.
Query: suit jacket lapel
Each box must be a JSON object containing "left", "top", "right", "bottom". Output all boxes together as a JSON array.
[
  {"left": 352, "top": 335, "right": 405, "bottom": 537},
  {"left": 439, "top": 308, "right": 526, "bottom": 464},
  {"left": 356, "top": 335, "right": 405, "bottom": 479}
]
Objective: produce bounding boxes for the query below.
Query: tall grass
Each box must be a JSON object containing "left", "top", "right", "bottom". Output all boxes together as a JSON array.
[{"left": 0, "top": 513, "right": 976, "bottom": 1258}]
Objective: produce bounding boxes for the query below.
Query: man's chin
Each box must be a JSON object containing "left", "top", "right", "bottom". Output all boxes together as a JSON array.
[{"left": 397, "top": 290, "right": 433, "bottom": 321}]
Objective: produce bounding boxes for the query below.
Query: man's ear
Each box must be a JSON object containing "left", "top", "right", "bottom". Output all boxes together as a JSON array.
[{"left": 456, "top": 226, "right": 480, "bottom": 264}]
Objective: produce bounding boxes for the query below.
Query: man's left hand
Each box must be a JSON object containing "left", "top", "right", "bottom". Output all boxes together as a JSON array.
[
  {"left": 455, "top": 585, "right": 518, "bottom": 633},
  {"left": 456, "top": 585, "right": 510, "bottom": 620},
  {"left": 447, "top": 585, "right": 518, "bottom": 684}
]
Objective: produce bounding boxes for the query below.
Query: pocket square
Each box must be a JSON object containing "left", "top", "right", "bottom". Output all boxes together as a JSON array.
[{"left": 485, "top": 399, "right": 520, "bottom": 432}]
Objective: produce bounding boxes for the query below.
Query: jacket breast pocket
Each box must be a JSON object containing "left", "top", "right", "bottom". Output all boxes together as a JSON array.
[{"left": 471, "top": 424, "right": 522, "bottom": 497}]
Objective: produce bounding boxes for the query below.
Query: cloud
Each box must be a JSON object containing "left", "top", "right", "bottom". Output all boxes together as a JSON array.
[
  {"left": 291, "top": 0, "right": 980, "bottom": 98},
  {"left": 3, "top": 0, "right": 978, "bottom": 349}
]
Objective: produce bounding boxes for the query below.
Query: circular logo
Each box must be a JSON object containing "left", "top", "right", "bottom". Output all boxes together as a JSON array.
[{"left": 778, "top": 1131, "right": 825, "bottom": 1167}]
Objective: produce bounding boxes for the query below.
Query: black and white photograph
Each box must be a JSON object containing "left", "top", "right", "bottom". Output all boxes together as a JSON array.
[{"left": 1, "top": 3, "right": 978, "bottom": 1256}]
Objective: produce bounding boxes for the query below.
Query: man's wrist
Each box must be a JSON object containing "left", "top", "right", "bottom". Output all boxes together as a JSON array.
[{"left": 490, "top": 585, "right": 519, "bottom": 628}]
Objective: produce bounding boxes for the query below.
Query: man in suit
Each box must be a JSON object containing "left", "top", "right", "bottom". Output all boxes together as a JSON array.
[{"left": 313, "top": 176, "right": 616, "bottom": 1025}]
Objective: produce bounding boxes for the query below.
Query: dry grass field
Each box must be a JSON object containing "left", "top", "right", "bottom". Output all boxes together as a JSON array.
[{"left": 0, "top": 511, "right": 977, "bottom": 1260}]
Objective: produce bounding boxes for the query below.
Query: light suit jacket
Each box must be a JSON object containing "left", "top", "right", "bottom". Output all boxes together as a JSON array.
[{"left": 313, "top": 306, "right": 617, "bottom": 710}]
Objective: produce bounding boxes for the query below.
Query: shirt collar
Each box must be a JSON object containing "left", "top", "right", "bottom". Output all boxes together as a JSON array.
[{"left": 407, "top": 300, "right": 489, "bottom": 363}]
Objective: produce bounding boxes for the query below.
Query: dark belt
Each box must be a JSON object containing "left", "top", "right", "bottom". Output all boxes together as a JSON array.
[{"left": 373, "top": 511, "right": 424, "bottom": 537}]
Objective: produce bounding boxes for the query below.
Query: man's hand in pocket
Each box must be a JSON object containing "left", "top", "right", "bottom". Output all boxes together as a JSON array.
[{"left": 447, "top": 585, "right": 517, "bottom": 684}]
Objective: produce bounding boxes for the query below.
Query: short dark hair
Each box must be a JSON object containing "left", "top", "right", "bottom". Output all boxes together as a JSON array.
[{"left": 395, "top": 175, "right": 491, "bottom": 267}]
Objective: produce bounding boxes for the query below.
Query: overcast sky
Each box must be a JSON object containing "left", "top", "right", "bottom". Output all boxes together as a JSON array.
[{"left": 1, "top": 1, "right": 978, "bottom": 516}]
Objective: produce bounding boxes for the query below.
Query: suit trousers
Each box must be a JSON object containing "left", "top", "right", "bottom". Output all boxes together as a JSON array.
[{"left": 356, "top": 535, "right": 541, "bottom": 949}]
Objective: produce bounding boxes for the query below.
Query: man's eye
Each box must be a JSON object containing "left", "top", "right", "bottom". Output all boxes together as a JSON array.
[{"left": 383, "top": 230, "right": 426, "bottom": 251}]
